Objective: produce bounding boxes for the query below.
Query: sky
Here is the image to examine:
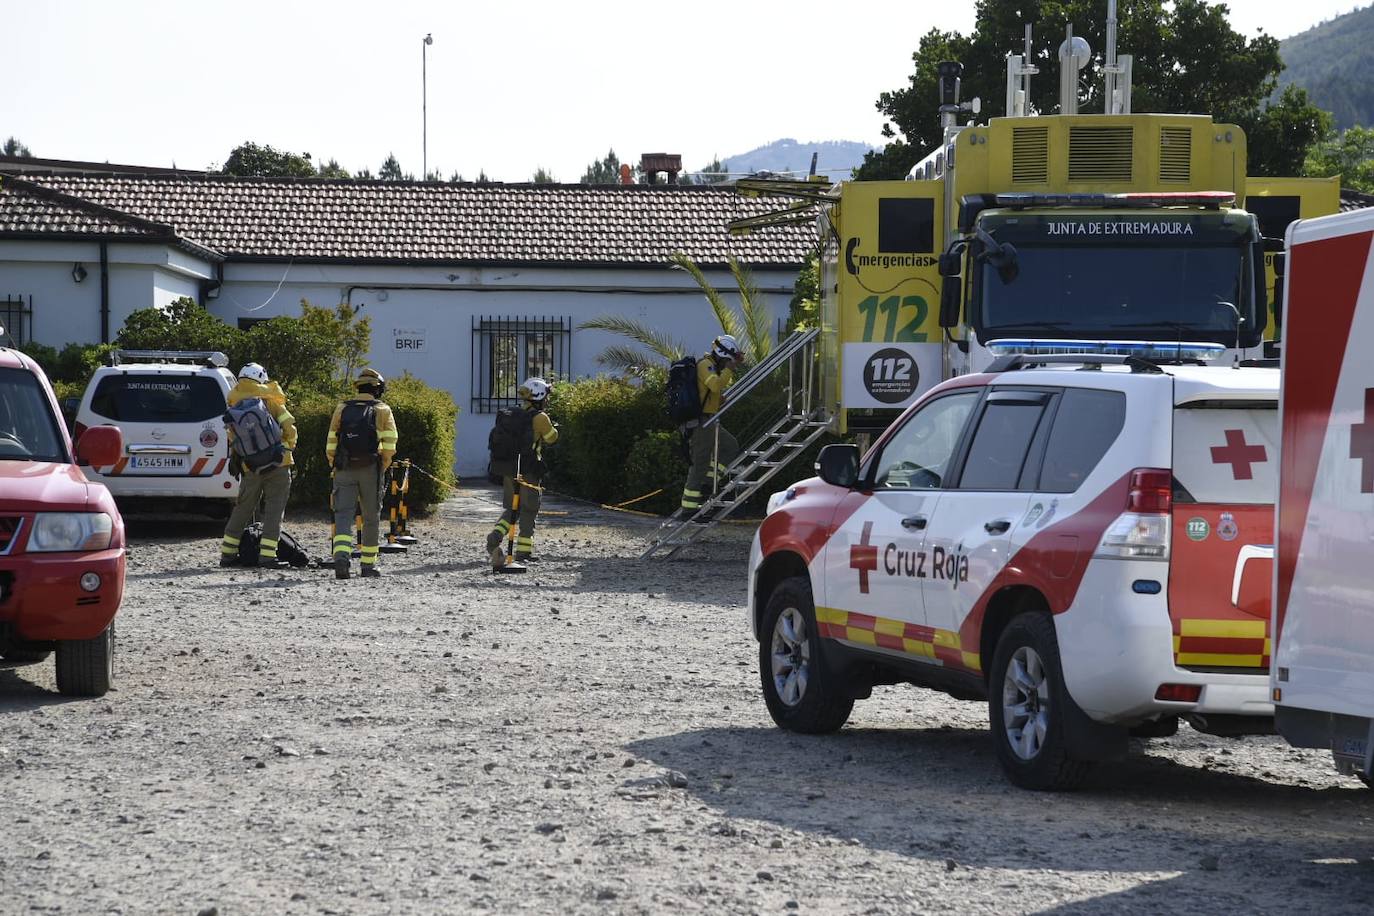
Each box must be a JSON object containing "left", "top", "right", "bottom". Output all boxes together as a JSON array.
[{"left": 4, "top": 0, "right": 1368, "bottom": 182}]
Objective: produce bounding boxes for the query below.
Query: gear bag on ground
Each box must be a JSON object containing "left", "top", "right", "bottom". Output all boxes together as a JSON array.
[
  {"left": 224, "top": 398, "right": 286, "bottom": 470},
  {"left": 336, "top": 400, "right": 379, "bottom": 468},
  {"left": 236, "top": 522, "right": 311, "bottom": 567},
  {"left": 666, "top": 356, "right": 701, "bottom": 423},
  {"left": 488, "top": 407, "right": 535, "bottom": 461}
]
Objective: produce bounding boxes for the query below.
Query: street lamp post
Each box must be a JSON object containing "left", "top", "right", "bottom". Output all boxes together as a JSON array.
[{"left": 422, "top": 33, "right": 433, "bottom": 180}]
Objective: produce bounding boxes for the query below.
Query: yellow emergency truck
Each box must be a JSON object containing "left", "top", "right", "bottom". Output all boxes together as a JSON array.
[{"left": 735, "top": 16, "right": 1340, "bottom": 435}]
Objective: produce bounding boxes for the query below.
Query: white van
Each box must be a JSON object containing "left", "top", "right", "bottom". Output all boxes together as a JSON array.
[
  {"left": 72, "top": 351, "right": 239, "bottom": 506},
  {"left": 1272, "top": 207, "right": 1374, "bottom": 784}
]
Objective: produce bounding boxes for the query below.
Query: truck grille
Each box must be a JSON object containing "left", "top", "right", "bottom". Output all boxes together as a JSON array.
[
  {"left": 1159, "top": 127, "right": 1192, "bottom": 182},
  {"left": 0, "top": 517, "right": 20, "bottom": 555},
  {"left": 1068, "top": 126, "right": 1134, "bottom": 182}
]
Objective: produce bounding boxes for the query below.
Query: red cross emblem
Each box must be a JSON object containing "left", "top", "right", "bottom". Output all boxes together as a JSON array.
[
  {"left": 1210, "top": 428, "right": 1267, "bottom": 481},
  {"left": 1350, "top": 388, "right": 1374, "bottom": 493},
  {"left": 849, "top": 521, "right": 878, "bottom": 594}
]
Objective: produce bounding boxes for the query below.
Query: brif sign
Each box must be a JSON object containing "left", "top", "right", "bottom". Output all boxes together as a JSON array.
[{"left": 393, "top": 327, "right": 427, "bottom": 352}]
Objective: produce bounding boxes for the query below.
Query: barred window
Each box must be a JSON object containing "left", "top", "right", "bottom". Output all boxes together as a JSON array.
[
  {"left": 470, "top": 316, "right": 571, "bottom": 413},
  {"left": 1, "top": 295, "right": 33, "bottom": 347}
]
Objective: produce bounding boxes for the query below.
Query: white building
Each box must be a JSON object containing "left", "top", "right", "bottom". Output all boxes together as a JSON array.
[{"left": 0, "top": 162, "right": 812, "bottom": 475}]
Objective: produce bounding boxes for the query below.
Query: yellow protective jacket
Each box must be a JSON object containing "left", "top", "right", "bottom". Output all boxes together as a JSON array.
[
  {"left": 325, "top": 392, "right": 399, "bottom": 470},
  {"left": 530, "top": 408, "right": 557, "bottom": 458},
  {"left": 226, "top": 378, "right": 297, "bottom": 468},
  {"left": 696, "top": 353, "right": 734, "bottom": 416}
]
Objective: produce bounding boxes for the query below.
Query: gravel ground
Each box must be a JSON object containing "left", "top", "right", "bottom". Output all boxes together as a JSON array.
[{"left": 2, "top": 485, "right": 1373, "bottom": 915}]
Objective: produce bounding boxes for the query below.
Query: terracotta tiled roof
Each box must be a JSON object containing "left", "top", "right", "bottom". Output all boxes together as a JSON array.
[
  {"left": 10, "top": 173, "right": 814, "bottom": 268},
  {"left": 0, "top": 175, "right": 223, "bottom": 262}
]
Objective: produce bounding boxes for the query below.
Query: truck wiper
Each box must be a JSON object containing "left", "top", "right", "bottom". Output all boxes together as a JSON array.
[{"left": 1011, "top": 321, "right": 1072, "bottom": 329}]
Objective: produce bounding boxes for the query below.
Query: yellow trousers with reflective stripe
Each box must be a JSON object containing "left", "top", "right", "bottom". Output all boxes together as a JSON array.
[
  {"left": 222, "top": 465, "right": 291, "bottom": 555},
  {"left": 333, "top": 462, "right": 382, "bottom": 564},
  {"left": 485, "top": 471, "right": 542, "bottom": 556},
  {"left": 683, "top": 424, "right": 737, "bottom": 510}
]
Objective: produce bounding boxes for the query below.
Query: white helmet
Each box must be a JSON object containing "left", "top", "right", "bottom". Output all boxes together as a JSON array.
[
  {"left": 238, "top": 362, "right": 268, "bottom": 383},
  {"left": 519, "top": 377, "right": 550, "bottom": 403},
  {"left": 712, "top": 334, "right": 742, "bottom": 362}
]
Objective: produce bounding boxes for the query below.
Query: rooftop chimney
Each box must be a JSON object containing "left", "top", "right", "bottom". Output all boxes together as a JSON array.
[{"left": 639, "top": 153, "right": 683, "bottom": 185}]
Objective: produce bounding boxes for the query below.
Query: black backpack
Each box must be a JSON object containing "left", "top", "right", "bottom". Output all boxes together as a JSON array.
[
  {"left": 237, "top": 522, "right": 311, "bottom": 568},
  {"left": 337, "top": 400, "right": 379, "bottom": 468},
  {"left": 666, "top": 356, "right": 702, "bottom": 423},
  {"left": 488, "top": 407, "right": 535, "bottom": 462}
]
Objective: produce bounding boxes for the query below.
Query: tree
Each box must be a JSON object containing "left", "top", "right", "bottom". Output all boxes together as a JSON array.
[
  {"left": 857, "top": 0, "right": 1329, "bottom": 179},
  {"left": 219, "top": 141, "right": 316, "bottom": 178},
  {"left": 378, "top": 153, "right": 408, "bottom": 180},
  {"left": 581, "top": 149, "right": 623, "bottom": 184},
  {"left": 297, "top": 300, "right": 372, "bottom": 389},
  {"left": 786, "top": 251, "right": 820, "bottom": 333},
  {"left": 532, "top": 167, "right": 556, "bottom": 184},
  {"left": 2, "top": 136, "right": 32, "bottom": 157},
  {"left": 1306, "top": 124, "right": 1374, "bottom": 193},
  {"left": 688, "top": 157, "right": 730, "bottom": 185},
  {"left": 316, "top": 158, "right": 350, "bottom": 179},
  {"left": 580, "top": 252, "right": 774, "bottom": 372}
]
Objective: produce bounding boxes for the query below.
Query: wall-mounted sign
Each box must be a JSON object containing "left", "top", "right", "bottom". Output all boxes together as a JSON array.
[{"left": 393, "top": 327, "right": 427, "bottom": 352}]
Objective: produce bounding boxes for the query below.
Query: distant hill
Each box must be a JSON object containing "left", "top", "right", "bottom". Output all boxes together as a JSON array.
[
  {"left": 1279, "top": 4, "right": 1374, "bottom": 130},
  {"left": 697, "top": 138, "right": 875, "bottom": 180}
]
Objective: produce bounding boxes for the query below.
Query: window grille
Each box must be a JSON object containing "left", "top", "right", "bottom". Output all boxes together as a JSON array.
[
  {"left": 1, "top": 295, "right": 32, "bottom": 347},
  {"left": 470, "top": 315, "right": 571, "bottom": 413}
]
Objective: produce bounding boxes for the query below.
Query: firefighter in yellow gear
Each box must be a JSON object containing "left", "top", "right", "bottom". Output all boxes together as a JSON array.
[
  {"left": 486, "top": 377, "right": 558, "bottom": 564},
  {"left": 219, "top": 362, "right": 297, "bottom": 569},
  {"left": 681, "top": 335, "right": 742, "bottom": 515},
  {"left": 326, "top": 368, "right": 399, "bottom": 579}
]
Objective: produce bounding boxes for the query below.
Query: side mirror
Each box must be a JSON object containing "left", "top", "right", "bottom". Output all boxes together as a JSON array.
[
  {"left": 939, "top": 275, "right": 963, "bottom": 328},
  {"left": 815, "top": 443, "right": 860, "bottom": 488},
  {"left": 75, "top": 425, "right": 122, "bottom": 468},
  {"left": 62, "top": 397, "right": 80, "bottom": 415},
  {"left": 1271, "top": 251, "right": 1286, "bottom": 279}
]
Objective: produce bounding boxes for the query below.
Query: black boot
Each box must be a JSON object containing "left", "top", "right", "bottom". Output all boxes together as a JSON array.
[
  {"left": 334, "top": 555, "right": 350, "bottom": 580},
  {"left": 257, "top": 556, "right": 290, "bottom": 570},
  {"left": 361, "top": 565, "right": 381, "bottom": 579}
]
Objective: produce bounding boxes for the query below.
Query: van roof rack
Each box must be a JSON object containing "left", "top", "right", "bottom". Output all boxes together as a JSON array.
[
  {"left": 109, "top": 349, "right": 229, "bottom": 368},
  {"left": 986, "top": 353, "right": 1164, "bottom": 375}
]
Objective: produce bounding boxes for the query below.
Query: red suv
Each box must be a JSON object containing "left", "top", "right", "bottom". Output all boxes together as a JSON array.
[{"left": 0, "top": 345, "right": 125, "bottom": 696}]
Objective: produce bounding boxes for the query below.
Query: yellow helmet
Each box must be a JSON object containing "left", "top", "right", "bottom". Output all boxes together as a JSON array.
[{"left": 354, "top": 368, "right": 386, "bottom": 393}]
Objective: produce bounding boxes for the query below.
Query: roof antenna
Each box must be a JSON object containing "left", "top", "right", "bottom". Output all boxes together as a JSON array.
[
  {"left": 1058, "top": 25, "right": 1091, "bottom": 114},
  {"left": 1103, "top": 0, "right": 1134, "bottom": 114},
  {"left": 1005, "top": 23, "right": 1038, "bottom": 117}
]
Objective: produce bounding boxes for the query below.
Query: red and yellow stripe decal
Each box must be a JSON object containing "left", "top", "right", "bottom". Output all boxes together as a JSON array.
[
  {"left": 1173, "top": 618, "right": 1269, "bottom": 668},
  {"left": 816, "top": 607, "right": 981, "bottom": 673}
]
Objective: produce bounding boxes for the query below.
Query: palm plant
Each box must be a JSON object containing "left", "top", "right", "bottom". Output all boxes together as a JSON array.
[{"left": 580, "top": 252, "right": 776, "bottom": 373}]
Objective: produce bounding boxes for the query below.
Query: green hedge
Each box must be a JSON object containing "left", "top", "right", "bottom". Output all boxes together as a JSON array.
[
  {"left": 286, "top": 375, "right": 458, "bottom": 510},
  {"left": 545, "top": 372, "right": 672, "bottom": 504},
  {"left": 544, "top": 367, "right": 840, "bottom": 515}
]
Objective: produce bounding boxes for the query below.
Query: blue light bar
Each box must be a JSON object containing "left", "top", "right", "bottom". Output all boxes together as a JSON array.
[{"left": 985, "top": 338, "right": 1227, "bottom": 362}]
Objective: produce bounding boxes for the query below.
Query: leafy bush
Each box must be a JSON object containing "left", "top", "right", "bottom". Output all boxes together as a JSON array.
[
  {"left": 621, "top": 431, "right": 689, "bottom": 515},
  {"left": 547, "top": 363, "right": 846, "bottom": 516},
  {"left": 545, "top": 372, "right": 670, "bottom": 504},
  {"left": 115, "top": 297, "right": 370, "bottom": 395},
  {"left": 286, "top": 374, "right": 458, "bottom": 511}
]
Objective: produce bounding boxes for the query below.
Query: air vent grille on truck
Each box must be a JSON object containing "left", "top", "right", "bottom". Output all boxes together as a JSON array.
[
  {"left": 1068, "top": 126, "right": 1133, "bottom": 182},
  {"left": 1012, "top": 127, "right": 1050, "bottom": 183},
  {"left": 1159, "top": 127, "right": 1192, "bottom": 182}
]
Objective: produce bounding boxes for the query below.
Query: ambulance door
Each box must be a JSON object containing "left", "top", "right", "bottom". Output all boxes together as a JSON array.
[
  {"left": 917, "top": 389, "right": 1049, "bottom": 669},
  {"left": 819, "top": 390, "right": 981, "bottom": 651},
  {"left": 1170, "top": 401, "right": 1279, "bottom": 670}
]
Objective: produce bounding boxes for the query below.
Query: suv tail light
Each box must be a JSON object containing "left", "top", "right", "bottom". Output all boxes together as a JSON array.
[{"left": 1096, "top": 468, "right": 1172, "bottom": 560}]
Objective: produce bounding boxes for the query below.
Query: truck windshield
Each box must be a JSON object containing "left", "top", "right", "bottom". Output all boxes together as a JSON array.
[
  {"left": 0, "top": 367, "right": 67, "bottom": 463},
  {"left": 978, "top": 242, "right": 1252, "bottom": 344}
]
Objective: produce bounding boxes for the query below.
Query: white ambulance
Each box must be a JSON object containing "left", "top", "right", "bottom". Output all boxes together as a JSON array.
[
  {"left": 750, "top": 349, "right": 1281, "bottom": 790},
  {"left": 1272, "top": 207, "right": 1374, "bottom": 785}
]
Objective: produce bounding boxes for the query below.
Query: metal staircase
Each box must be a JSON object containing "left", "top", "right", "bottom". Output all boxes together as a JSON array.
[{"left": 641, "top": 327, "right": 834, "bottom": 560}]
